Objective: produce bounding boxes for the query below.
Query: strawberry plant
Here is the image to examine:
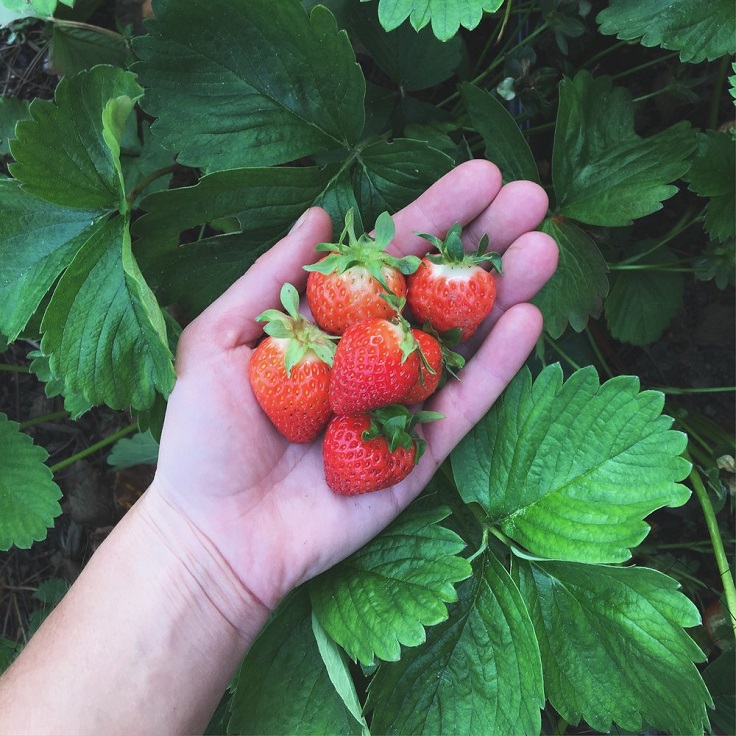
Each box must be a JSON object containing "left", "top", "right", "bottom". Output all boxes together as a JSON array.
[{"left": 1, "top": 0, "right": 734, "bottom": 733}]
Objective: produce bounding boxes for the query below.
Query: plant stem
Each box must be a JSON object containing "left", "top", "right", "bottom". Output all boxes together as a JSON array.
[
  {"left": 585, "top": 327, "right": 614, "bottom": 379},
  {"left": 544, "top": 336, "right": 583, "bottom": 371},
  {"left": 610, "top": 51, "right": 680, "bottom": 82},
  {"left": 50, "top": 423, "right": 137, "bottom": 473},
  {"left": 0, "top": 364, "right": 30, "bottom": 373},
  {"left": 709, "top": 54, "right": 730, "bottom": 131},
  {"left": 687, "top": 458, "right": 736, "bottom": 641},
  {"left": 126, "top": 164, "right": 180, "bottom": 207},
  {"left": 49, "top": 17, "right": 128, "bottom": 43},
  {"left": 19, "top": 410, "right": 70, "bottom": 430},
  {"left": 581, "top": 39, "right": 628, "bottom": 69},
  {"left": 608, "top": 265, "right": 695, "bottom": 273}
]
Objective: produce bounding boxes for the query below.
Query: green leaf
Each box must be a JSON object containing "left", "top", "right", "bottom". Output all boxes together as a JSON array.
[
  {"left": 0, "top": 180, "right": 106, "bottom": 343},
  {"left": 368, "top": 550, "right": 543, "bottom": 735},
  {"left": 552, "top": 71, "right": 697, "bottom": 226},
  {"left": 605, "top": 244, "right": 684, "bottom": 346},
  {"left": 532, "top": 217, "right": 609, "bottom": 337},
  {"left": 0, "top": 638, "right": 17, "bottom": 675},
  {"left": 0, "top": 96, "right": 31, "bottom": 156},
  {"left": 461, "top": 83, "right": 540, "bottom": 184},
  {"left": 9, "top": 65, "right": 142, "bottom": 210},
  {"left": 685, "top": 130, "right": 736, "bottom": 242},
  {"left": 703, "top": 649, "right": 736, "bottom": 735},
  {"left": 597, "top": 0, "right": 736, "bottom": 64},
  {"left": 41, "top": 216, "right": 175, "bottom": 412},
  {"left": 315, "top": 167, "right": 363, "bottom": 234},
  {"left": 121, "top": 120, "right": 175, "bottom": 207},
  {"left": 310, "top": 505, "right": 472, "bottom": 665},
  {"left": 369, "top": 0, "right": 505, "bottom": 41},
  {"left": 28, "top": 350, "right": 94, "bottom": 419},
  {"left": 107, "top": 430, "right": 159, "bottom": 470},
  {"left": 134, "top": 0, "right": 365, "bottom": 170},
  {"left": 518, "top": 559, "right": 711, "bottom": 734},
  {"left": 347, "top": 2, "right": 463, "bottom": 91},
  {"left": 49, "top": 24, "right": 129, "bottom": 77},
  {"left": 0, "top": 412, "right": 62, "bottom": 551},
  {"left": 354, "top": 139, "right": 454, "bottom": 227},
  {"left": 228, "top": 588, "right": 363, "bottom": 736},
  {"left": 452, "top": 364, "right": 691, "bottom": 563}
]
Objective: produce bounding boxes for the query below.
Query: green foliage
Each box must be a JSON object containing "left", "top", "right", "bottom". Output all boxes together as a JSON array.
[
  {"left": 597, "top": 0, "right": 736, "bottom": 63},
  {"left": 0, "top": 413, "right": 62, "bottom": 550},
  {"left": 452, "top": 365, "right": 691, "bottom": 563},
  {"left": 0, "top": 0, "right": 732, "bottom": 732}
]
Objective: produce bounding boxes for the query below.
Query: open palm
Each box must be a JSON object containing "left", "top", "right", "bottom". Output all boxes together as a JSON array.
[{"left": 151, "top": 160, "right": 558, "bottom": 610}]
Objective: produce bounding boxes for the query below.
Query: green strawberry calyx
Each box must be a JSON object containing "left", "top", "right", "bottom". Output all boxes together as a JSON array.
[
  {"left": 256, "top": 283, "right": 338, "bottom": 376},
  {"left": 414, "top": 222, "right": 503, "bottom": 273},
  {"left": 303, "top": 209, "right": 421, "bottom": 293},
  {"left": 362, "top": 404, "right": 444, "bottom": 464}
]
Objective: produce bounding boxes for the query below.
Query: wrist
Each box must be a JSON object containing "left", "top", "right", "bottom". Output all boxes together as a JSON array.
[{"left": 136, "top": 482, "right": 272, "bottom": 642}]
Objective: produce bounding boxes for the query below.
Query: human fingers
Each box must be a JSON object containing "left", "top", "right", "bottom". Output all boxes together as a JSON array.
[
  {"left": 384, "top": 159, "right": 503, "bottom": 257},
  {"left": 177, "top": 207, "right": 333, "bottom": 354}
]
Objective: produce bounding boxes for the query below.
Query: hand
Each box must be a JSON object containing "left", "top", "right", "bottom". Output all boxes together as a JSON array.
[{"left": 148, "top": 160, "right": 559, "bottom": 623}]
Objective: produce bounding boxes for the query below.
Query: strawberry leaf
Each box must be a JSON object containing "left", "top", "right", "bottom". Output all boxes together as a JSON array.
[
  {"left": 597, "top": 0, "right": 736, "bottom": 64},
  {"left": 0, "top": 413, "right": 62, "bottom": 551},
  {"left": 229, "top": 588, "right": 363, "bottom": 736},
  {"left": 518, "top": 559, "right": 711, "bottom": 735},
  {"left": 452, "top": 364, "right": 691, "bottom": 563},
  {"left": 684, "top": 130, "right": 736, "bottom": 243},
  {"left": 368, "top": 550, "right": 543, "bottom": 735},
  {"left": 553, "top": 71, "right": 697, "bottom": 226},
  {"left": 41, "top": 216, "right": 175, "bottom": 412},
  {"left": 134, "top": 0, "right": 365, "bottom": 170},
  {"left": 604, "top": 244, "right": 684, "bottom": 346},
  {"left": 354, "top": 138, "right": 454, "bottom": 226},
  {"left": 461, "top": 82, "right": 540, "bottom": 184},
  {"left": 0, "top": 181, "right": 106, "bottom": 343},
  {"left": 366, "top": 0, "right": 505, "bottom": 41},
  {"left": 9, "top": 66, "right": 142, "bottom": 211},
  {"left": 532, "top": 217, "right": 609, "bottom": 337},
  {"left": 0, "top": 96, "right": 31, "bottom": 156},
  {"left": 310, "top": 505, "right": 472, "bottom": 665}
]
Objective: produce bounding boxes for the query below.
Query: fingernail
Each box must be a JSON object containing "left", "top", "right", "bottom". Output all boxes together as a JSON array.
[{"left": 290, "top": 209, "right": 311, "bottom": 233}]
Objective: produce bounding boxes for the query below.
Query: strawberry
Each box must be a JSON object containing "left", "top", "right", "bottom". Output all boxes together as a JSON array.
[
  {"left": 249, "top": 283, "right": 337, "bottom": 444},
  {"left": 329, "top": 304, "right": 422, "bottom": 414},
  {"left": 322, "top": 405, "right": 443, "bottom": 495},
  {"left": 401, "top": 329, "right": 443, "bottom": 404},
  {"left": 304, "top": 209, "right": 420, "bottom": 335},
  {"left": 406, "top": 223, "right": 503, "bottom": 341}
]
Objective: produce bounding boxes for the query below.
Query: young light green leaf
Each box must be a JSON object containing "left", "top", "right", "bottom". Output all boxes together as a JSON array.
[
  {"left": 368, "top": 550, "right": 543, "bottom": 735},
  {"left": 369, "top": 0, "right": 505, "bottom": 41},
  {"left": 354, "top": 139, "right": 454, "bottom": 228},
  {"left": 532, "top": 217, "right": 609, "bottom": 337},
  {"left": 0, "top": 413, "right": 62, "bottom": 551},
  {"left": 107, "top": 431, "right": 159, "bottom": 470},
  {"left": 134, "top": 0, "right": 365, "bottom": 170},
  {"left": 553, "top": 71, "right": 697, "bottom": 226},
  {"left": 517, "top": 559, "right": 711, "bottom": 735},
  {"left": 41, "top": 216, "right": 175, "bottom": 412},
  {"left": 229, "top": 588, "right": 363, "bottom": 736},
  {"left": 0, "top": 96, "right": 31, "bottom": 156},
  {"left": 684, "top": 130, "right": 736, "bottom": 242},
  {"left": 451, "top": 364, "right": 691, "bottom": 563},
  {"left": 0, "top": 0, "right": 55, "bottom": 26},
  {"left": 605, "top": 244, "right": 684, "bottom": 346},
  {"left": 310, "top": 505, "right": 472, "bottom": 665},
  {"left": 461, "top": 83, "right": 540, "bottom": 184},
  {"left": 0, "top": 180, "right": 106, "bottom": 343},
  {"left": 597, "top": 0, "right": 736, "bottom": 64},
  {"left": 311, "top": 613, "right": 370, "bottom": 736},
  {"left": 347, "top": 2, "right": 463, "bottom": 91},
  {"left": 9, "top": 65, "right": 142, "bottom": 210}
]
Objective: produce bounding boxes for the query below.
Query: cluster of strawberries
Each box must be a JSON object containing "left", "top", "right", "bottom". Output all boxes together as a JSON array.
[{"left": 248, "top": 211, "right": 501, "bottom": 496}]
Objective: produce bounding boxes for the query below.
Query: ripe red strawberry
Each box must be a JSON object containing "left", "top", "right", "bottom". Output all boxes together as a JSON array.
[
  {"left": 407, "top": 223, "right": 503, "bottom": 341},
  {"left": 304, "top": 210, "right": 420, "bottom": 335},
  {"left": 329, "top": 309, "right": 422, "bottom": 414},
  {"left": 402, "top": 327, "right": 466, "bottom": 405},
  {"left": 249, "top": 283, "right": 337, "bottom": 444},
  {"left": 322, "top": 406, "right": 442, "bottom": 495}
]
